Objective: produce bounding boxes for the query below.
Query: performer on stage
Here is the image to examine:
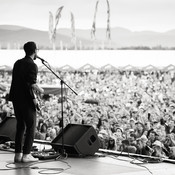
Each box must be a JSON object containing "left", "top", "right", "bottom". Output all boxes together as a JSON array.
[{"left": 9, "top": 41, "right": 44, "bottom": 163}]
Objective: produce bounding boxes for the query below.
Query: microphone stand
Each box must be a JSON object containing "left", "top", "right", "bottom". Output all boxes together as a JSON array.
[{"left": 39, "top": 59, "right": 78, "bottom": 156}]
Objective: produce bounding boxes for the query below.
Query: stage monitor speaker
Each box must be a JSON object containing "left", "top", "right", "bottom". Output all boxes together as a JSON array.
[
  {"left": 0, "top": 117, "right": 16, "bottom": 143},
  {"left": 52, "top": 124, "right": 100, "bottom": 156}
]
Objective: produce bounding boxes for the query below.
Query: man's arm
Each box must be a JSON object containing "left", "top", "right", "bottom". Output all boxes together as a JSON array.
[{"left": 31, "top": 84, "right": 44, "bottom": 94}]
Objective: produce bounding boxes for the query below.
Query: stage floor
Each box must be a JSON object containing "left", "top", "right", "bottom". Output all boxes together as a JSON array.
[{"left": 1, "top": 149, "right": 175, "bottom": 175}]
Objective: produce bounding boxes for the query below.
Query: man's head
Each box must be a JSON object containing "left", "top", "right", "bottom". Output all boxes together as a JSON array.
[{"left": 23, "top": 41, "right": 37, "bottom": 56}]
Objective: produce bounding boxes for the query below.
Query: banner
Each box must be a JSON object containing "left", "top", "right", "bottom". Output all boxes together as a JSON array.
[
  {"left": 48, "top": 11, "right": 54, "bottom": 42},
  {"left": 106, "top": 0, "right": 111, "bottom": 40},
  {"left": 91, "top": 0, "right": 111, "bottom": 41},
  {"left": 91, "top": 0, "right": 99, "bottom": 40},
  {"left": 55, "top": 6, "right": 64, "bottom": 29},
  {"left": 71, "top": 12, "right": 76, "bottom": 47},
  {"left": 48, "top": 6, "right": 64, "bottom": 49}
]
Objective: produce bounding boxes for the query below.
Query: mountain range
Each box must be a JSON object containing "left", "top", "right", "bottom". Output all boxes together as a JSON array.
[{"left": 0, "top": 25, "right": 175, "bottom": 50}]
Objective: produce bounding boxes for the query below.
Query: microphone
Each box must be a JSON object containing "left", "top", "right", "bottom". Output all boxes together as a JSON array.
[{"left": 35, "top": 55, "right": 47, "bottom": 63}]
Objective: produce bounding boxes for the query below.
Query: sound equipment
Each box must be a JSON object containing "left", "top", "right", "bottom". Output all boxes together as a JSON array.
[
  {"left": 32, "top": 151, "right": 60, "bottom": 160},
  {"left": 0, "top": 117, "right": 16, "bottom": 143},
  {"left": 52, "top": 124, "right": 100, "bottom": 156}
]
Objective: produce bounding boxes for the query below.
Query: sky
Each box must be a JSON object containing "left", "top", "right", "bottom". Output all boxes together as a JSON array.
[{"left": 0, "top": 0, "right": 175, "bottom": 32}]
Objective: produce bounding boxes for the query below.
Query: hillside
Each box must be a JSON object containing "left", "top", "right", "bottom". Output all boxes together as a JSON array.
[{"left": 0, "top": 25, "right": 175, "bottom": 49}]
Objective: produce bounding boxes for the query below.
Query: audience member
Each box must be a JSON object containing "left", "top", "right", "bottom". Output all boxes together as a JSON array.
[{"left": 1, "top": 67, "right": 175, "bottom": 159}]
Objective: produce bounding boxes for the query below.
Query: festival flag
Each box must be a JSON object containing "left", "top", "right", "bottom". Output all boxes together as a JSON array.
[
  {"left": 70, "top": 12, "right": 76, "bottom": 48},
  {"left": 106, "top": 0, "right": 111, "bottom": 40},
  {"left": 91, "top": 0, "right": 99, "bottom": 40},
  {"left": 48, "top": 6, "right": 64, "bottom": 49},
  {"left": 55, "top": 6, "right": 64, "bottom": 29},
  {"left": 48, "top": 11, "right": 54, "bottom": 42},
  {"left": 71, "top": 12, "right": 77, "bottom": 49},
  {"left": 52, "top": 6, "right": 64, "bottom": 43}
]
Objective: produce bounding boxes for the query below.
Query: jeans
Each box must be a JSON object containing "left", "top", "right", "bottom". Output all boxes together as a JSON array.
[{"left": 12, "top": 101, "right": 36, "bottom": 154}]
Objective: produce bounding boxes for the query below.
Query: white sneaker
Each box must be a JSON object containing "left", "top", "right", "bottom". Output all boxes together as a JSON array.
[
  {"left": 14, "top": 153, "right": 23, "bottom": 163},
  {"left": 22, "top": 154, "right": 39, "bottom": 163}
]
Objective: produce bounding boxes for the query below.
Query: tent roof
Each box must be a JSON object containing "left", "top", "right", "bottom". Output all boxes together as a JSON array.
[
  {"left": 58, "top": 64, "right": 75, "bottom": 71},
  {"left": 0, "top": 65, "right": 12, "bottom": 71},
  {"left": 122, "top": 64, "right": 136, "bottom": 71},
  {"left": 143, "top": 64, "right": 158, "bottom": 71},
  {"left": 100, "top": 64, "right": 117, "bottom": 71},
  {"left": 163, "top": 64, "right": 175, "bottom": 71},
  {"left": 78, "top": 63, "right": 99, "bottom": 71},
  {"left": 38, "top": 65, "right": 50, "bottom": 72}
]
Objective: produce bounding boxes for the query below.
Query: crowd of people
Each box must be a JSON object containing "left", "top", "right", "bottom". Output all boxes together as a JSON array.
[{"left": 1, "top": 67, "right": 175, "bottom": 159}]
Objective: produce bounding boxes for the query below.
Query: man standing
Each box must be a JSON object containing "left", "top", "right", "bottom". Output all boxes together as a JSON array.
[{"left": 9, "top": 41, "right": 44, "bottom": 163}]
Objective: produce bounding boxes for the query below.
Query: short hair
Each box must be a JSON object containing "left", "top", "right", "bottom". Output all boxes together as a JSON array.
[{"left": 23, "top": 41, "right": 37, "bottom": 56}]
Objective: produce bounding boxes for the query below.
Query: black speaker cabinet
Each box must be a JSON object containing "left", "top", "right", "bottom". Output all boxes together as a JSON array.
[
  {"left": 0, "top": 117, "right": 16, "bottom": 142},
  {"left": 52, "top": 124, "right": 100, "bottom": 156}
]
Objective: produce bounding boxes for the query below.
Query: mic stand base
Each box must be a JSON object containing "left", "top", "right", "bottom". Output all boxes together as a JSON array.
[{"left": 56, "top": 149, "right": 67, "bottom": 159}]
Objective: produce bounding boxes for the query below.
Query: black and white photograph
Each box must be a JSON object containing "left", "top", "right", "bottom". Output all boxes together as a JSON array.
[{"left": 0, "top": 0, "right": 175, "bottom": 175}]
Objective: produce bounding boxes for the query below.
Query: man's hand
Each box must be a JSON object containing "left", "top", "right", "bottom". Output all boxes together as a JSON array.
[{"left": 32, "top": 84, "right": 44, "bottom": 94}]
